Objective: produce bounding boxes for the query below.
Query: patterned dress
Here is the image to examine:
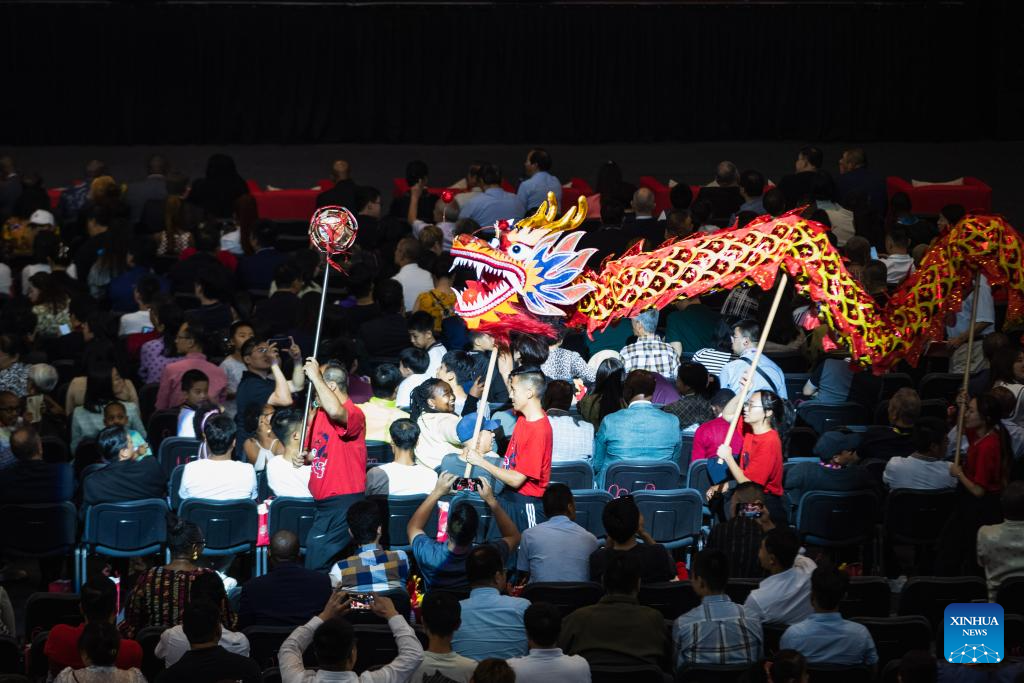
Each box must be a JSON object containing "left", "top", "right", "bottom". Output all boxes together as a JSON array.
[{"left": 120, "top": 566, "right": 235, "bottom": 638}]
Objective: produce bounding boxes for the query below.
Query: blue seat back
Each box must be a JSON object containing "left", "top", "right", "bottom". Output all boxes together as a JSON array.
[
  {"left": 147, "top": 409, "right": 183, "bottom": 455},
  {"left": 796, "top": 490, "right": 878, "bottom": 547},
  {"left": 571, "top": 490, "right": 612, "bottom": 540},
  {"left": 82, "top": 499, "right": 169, "bottom": 556},
  {"left": 0, "top": 502, "right": 77, "bottom": 557},
  {"left": 686, "top": 459, "right": 712, "bottom": 491},
  {"left": 157, "top": 437, "right": 201, "bottom": 481},
  {"left": 169, "top": 464, "right": 185, "bottom": 511},
  {"left": 366, "top": 441, "right": 394, "bottom": 466},
  {"left": 796, "top": 402, "right": 870, "bottom": 434},
  {"left": 386, "top": 495, "right": 437, "bottom": 551},
  {"left": 632, "top": 488, "right": 703, "bottom": 549},
  {"left": 179, "top": 498, "right": 259, "bottom": 555},
  {"left": 677, "top": 435, "right": 694, "bottom": 467},
  {"left": 604, "top": 460, "right": 680, "bottom": 498},
  {"left": 269, "top": 497, "right": 317, "bottom": 550},
  {"left": 549, "top": 461, "right": 594, "bottom": 490}
]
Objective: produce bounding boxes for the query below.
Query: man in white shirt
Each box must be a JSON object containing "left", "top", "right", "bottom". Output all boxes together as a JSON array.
[
  {"left": 266, "top": 407, "right": 313, "bottom": 499},
  {"left": 279, "top": 591, "right": 423, "bottom": 683},
  {"left": 517, "top": 148, "right": 562, "bottom": 212},
  {"left": 414, "top": 591, "right": 477, "bottom": 683},
  {"left": 946, "top": 274, "right": 994, "bottom": 374},
  {"left": 880, "top": 227, "right": 916, "bottom": 286},
  {"left": 118, "top": 274, "right": 162, "bottom": 336},
  {"left": 408, "top": 312, "right": 447, "bottom": 379},
  {"left": 395, "top": 348, "right": 430, "bottom": 410},
  {"left": 155, "top": 572, "right": 250, "bottom": 666},
  {"left": 978, "top": 482, "right": 1024, "bottom": 601},
  {"left": 179, "top": 413, "right": 258, "bottom": 501},
  {"left": 744, "top": 528, "right": 816, "bottom": 625},
  {"left": 509, "top": 602, "right": 590, "bottom": 683},
  {"left": 391, "top": 237, "right": 433, "bottom": 312},
  {"left": 883, "top": 417, "right": 957, "bottom": 491},
  {"left": 365, "top": 419, "right": 438, "bottom": 497},
  {"left": 719, "top": 320, "right": 788, "bottom": 399},
  {"left": 517, "top": 485, "right": 599, "bottom": 583}
]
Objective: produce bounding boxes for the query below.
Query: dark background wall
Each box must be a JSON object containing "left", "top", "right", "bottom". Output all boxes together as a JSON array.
[{"left": 2, "top": 1, "right": 1021, "bottom": 146}]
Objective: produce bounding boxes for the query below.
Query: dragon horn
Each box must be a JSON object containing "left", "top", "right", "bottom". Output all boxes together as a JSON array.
[
  {"left": 543, "top": 195, "right": 589, "bottom": 233},
  {"left": 517, "top": 192, "right": 560, "bottom": 229}
]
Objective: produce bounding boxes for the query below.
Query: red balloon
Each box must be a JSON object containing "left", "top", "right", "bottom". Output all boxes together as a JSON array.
[{"left": 441, "top": 190, "right": 455, "bottom": 204}]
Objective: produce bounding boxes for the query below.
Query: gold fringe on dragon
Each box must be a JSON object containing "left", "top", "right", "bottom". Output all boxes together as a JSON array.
[{"left": 449, "top": 191, "right": 1024, "bottom": 373}]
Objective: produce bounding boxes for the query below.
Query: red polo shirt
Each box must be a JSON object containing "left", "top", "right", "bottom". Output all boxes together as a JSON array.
[
  {"left": 503, "top": 413, "right": 552, "bottom": 497},
  {"left": 306, "top": 400, "right": 367, "bottom": 499},
  {"left": 45, "top": 623, "right": 142, "bottom": 675}
]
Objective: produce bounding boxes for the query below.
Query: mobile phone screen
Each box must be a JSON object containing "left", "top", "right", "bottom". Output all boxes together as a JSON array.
[
  {"left": 869, "top": 246, "right": 878, "bottom": 260},
  {"left": 58, "top": 324, "right": 71, "bottom": 336}
]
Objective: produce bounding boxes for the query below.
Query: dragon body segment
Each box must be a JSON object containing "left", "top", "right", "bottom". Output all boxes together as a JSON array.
[{"left": 451, "top": 194, "right": 1024, "bottom": 373}]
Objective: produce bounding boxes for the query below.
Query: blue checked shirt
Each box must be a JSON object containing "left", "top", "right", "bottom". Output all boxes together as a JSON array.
[
  {"left": 329, "top": 543, "right": 410, "bottom": 592},
  {"left": 621, "top": 335, "right": 680, "bottom": 379},
  {"left": 673, "top": 594, "right": 763, "bottom": 669}
]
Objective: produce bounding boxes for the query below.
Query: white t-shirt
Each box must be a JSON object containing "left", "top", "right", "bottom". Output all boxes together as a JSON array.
[
  {"left": 414, "top": 650, "right": 476, "bottom": 683},
  {"left": 396, "top": 373, "right": 429, "bottom": 409},
  {"left": 21, "top": 263, "right": 50, "bottom": 295},
  {"left": 881, "top": 253, "right": 916, "bottom": 285},
  {"left": 179, "top": 458, "right": 258, "bottom": 501},
  {"left": 883, "top": 456, "right": 957, "bottom": 491},
  {"left": 509, "top": 649, "right": 592, "bottom": 683},
  {"left": 365, "top": 461, "right": 438, "bottom": 496},
  {"left": 119, "top": 310, "right": 153, "bottom": 337},
  {"left": 266, "top": 455, "right": 313, "bottom": 498},
  {"left": 0, "top": 263, "right": 12, "bottom": 298},
  {"left": 393, "top": 263, "right": 434, "bottom": 312},
  {"left": 155, "top": 624, "right": 250, "bottom": 666},
  {"left": 426, "top": 343, "right": 447, "bottom": 379}
]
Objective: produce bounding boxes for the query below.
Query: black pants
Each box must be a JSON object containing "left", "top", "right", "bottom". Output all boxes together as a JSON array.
[{"left": 305, "top": 492, "right": 365, "bottom": 571}]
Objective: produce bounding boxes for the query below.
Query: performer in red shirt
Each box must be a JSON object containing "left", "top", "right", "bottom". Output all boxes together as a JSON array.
[
  {"left": 301, "top": 358, "right": 367, "bottom": 570},
  {"left": 466, "top": 365, "right": 552, "bottom": 530}
]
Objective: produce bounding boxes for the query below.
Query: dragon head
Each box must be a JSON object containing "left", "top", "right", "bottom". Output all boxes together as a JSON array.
[{"left": 450, "top": 192, "right": 597, "bottom": 337}]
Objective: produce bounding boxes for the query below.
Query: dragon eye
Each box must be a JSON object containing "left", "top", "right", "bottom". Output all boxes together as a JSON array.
[{"left": 510, "top": 245, "right": 523, "bottom": 255}]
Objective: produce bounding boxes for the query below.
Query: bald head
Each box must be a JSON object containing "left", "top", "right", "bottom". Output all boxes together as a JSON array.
[
  {"left": 11, "top": 425, "right": 42, "bottom": 462},
  {"left": 270, "top": 530, "right": 300, "bottom": 564},
  {"left": 331, "top": 160, "right": 351, "bottom": 182},
  {"left": 716, "top": 161, "right": 739, "bottom": 187},
  {"left": 632, "top": 187, "right": 656, "bottom": 216}
]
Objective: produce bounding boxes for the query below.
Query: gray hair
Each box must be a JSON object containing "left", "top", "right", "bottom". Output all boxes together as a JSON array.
[
  {"left": 322, "top": 362, "right": 349, "bottom": 391},
  {"left": 715, "top": 161, "right": 739, "bottom": 186},
  {"left": 632, "top": 309, "right": 659, "bottom": 335},
  {"left": 29, "top": 364, "right": 58, "bottom": 392}
]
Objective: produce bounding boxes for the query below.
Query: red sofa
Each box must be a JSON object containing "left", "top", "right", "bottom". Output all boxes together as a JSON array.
[{"left": 886, "top": 176, "right": 992, "bottom": 215}]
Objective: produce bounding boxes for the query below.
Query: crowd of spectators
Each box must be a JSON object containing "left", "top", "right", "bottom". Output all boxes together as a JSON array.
[{"left": 0, "top": 145, "right": 1021, "bottom": 681}]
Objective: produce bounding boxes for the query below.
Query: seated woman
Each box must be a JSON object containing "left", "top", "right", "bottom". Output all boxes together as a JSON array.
[
  {"left": 66, "top": 349, "right": 140, "bottom": 417},
  {"left": 241, "top": 402, "right": 283, "bottom": 471},
  {"left": 410, "top": 378, "right": 463, "bottom": 470},
  {"left": 138, "top": 299, "right": 184, "bottom": 385},
  {"left": 53, "top": 622, "right": 146, "bottom": 683},
  {"left": 28, "top": 272, "right": 71, "bottom": 339},
  {"left": 579, "top": 355, "right": 625, "bottom": 429},
  {"left": 121, "top": 515, "right": 233, "bottom": 639},
  {"left": 70, "top": 362, "right": 146, "bottom": 452}
]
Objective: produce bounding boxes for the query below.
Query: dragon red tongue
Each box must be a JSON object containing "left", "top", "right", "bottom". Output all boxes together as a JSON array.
[{"left": 461, "top": 279, "right": 490, "bottom": 305}]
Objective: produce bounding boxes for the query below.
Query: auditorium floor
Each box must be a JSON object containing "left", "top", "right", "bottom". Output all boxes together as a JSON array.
[{"left": 9, "top": 140, "right": 1024, "bottom": 223}]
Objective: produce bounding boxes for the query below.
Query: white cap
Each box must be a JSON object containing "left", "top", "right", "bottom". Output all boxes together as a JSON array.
[{"left": 29, "top": 209, "right": 55, "bottom": 226}]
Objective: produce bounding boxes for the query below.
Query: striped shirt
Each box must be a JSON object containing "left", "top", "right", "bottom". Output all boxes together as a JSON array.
[
  {"left": 330, "top": 544, "right": 410, "bottom": 592},
  {"left": 673, "top": 594, "right": 763, "bottom": 669}
]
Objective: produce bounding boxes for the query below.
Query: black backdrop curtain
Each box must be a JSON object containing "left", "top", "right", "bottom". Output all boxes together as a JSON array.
[{"left": 1, "top": 1, "right": 1021, "bottom": 145}]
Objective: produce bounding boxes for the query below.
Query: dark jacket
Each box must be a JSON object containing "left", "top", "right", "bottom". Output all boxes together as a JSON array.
[
  {"left": 782, "top": 461, "right": 877, "bottom": 517},
  {"left": 252, "top": 291, "right": 301, "bottom": 336},
  {"left": 168, "top": 252, "right": 233, "bottom": 295},
  {"left": 237, "top": 561, "right": 333, "bottom": 630},
  {"left": 237, "top": 248, "right": 287, "bottom": 292},
  {"left": 81, "top": 457, "right": 166, "bottom": 507},
  {"left": 155, "top": 645, "right": 260, "bottom": 683},
  {"left": 0, "top": 460, "right": 74, "bottom": 503},
  {"left": 316, "top": 179, "right": 357, "bottom": 211}
]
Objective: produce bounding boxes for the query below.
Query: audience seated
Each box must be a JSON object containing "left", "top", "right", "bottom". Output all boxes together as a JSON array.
[
  {"left": 692, "top": 388, "right": 745, "bottom": 463},
  {"left": 542, "top": 379, "right": 594, "bottom": 462},
  {"left": 155, "top": 599, "right": 260, "bottom": 683},
  {"left": 852, "top": 387, "right": 920, "bottom": 463},
  {"left": 253, "top": 263, "right": 303, "bottom": 335},
  {"left": 696, "top": 161, "right": 744, "bottom": 224},
  {"left": 366, "top": 417, "right": 438, "bottom": 496},
  {"left": 83, "top": 425, "right": 165, "bottom": 506},
  {"left": 881, "top": 226, "right": 915, "bottom": 286},
  {"left": 357, "top": 279, "right": 410, "bottom": 359},
  {"left": 408, "top": 310, "right": 447, "bottom": 377},
  {"left": 977, "top": 481, "right": 1024, "bottom": 601},
  {"left": 437, "top": 414, "right": 506, "bottom": 494},
  {"left": 156, "top": 572, "right": 251, "bottom": 666},
  {"left": 780, "top": 564, "right": 878, "bottom": 668},
  {"left": 237, "top": 220, "right": 287, "bottom": 292},
  {"left": 561, "top": 553, "right": 670, "bottom": 668},
  {"left": 706, "top": 482, "right": 773, "bottom": 578},
  {"left": 411, "top": 378, "right": 464, "bottom": 469},
  {"left": 718, "top": 319, "right": 788, "bottom": 399},
  {"left": 580, "top": 199, "right": 630, "bottom": 268},
  {"left": 238, "top": 530, "right": 331, "bottom": 630},
  {"left": 509, "top": 602, "right": 591, "bottom": 682},
  {"left": 180, "top": 413, "right": 257, "bottom": 500},
  {"left": 393, "top": 238, "right": 433, "bottom": 312},
  {"left": 662, "top": 362, "right": 715, "bottom": 430},
  {"left": 409, "top": 474, "right": 521, "bottom": 591},
  {"left": 233, "top": 336, "right": 303, "bottom": 458},
  {"left": 743, "top": 528, "right": 816, "bottom": 625},
  {"left": 45, "top": 576, "right": 143, "bottom": 676},
  {"left": 779, "top": 146, "right": 833, "bottom": 209},
  {"left": 674, "top": 549, "right": 763, "bottom": 669},
  {"left": 54, "top": 622, "right": 146, "bottom": 683},
  {"left": 279, "top": 591, "right": 423, "bottom": 681},
  {"left": 437, "top": 349, "right": 478, "bottom": 415},
  {"left": 359, "top": 363, "right": 409, "bottom": 443},
  {"left": 783, "top": 430, "right": 876, "bottom": 511},
  {"left": 517, "top": 484, "right": 599, "bottom": 583},
  {"left": 451, "top": 543, "right": 531, "bottom": 661},
  {"left": 168, "top": 223, "right": 233, "bottom": 295},
  {"left": 395, "top": 346, "right": 431, "bottom": 409},
  {"left": 624, "top": 187, "right": 662, "bottom": 249},
  {"left": 0, "top": 424, "right": 73, "bottom": 502},
  {"left": 415, "top": 591, "right": 477, "bottom": 682},
  {"left": 620, "top": 309, "right": 679, "bottom": 379},
  {"left": 265, "top": 407, "right": 313, "bottom": 498},
  {"left": 590, "top": 495, "right": 675, "bottom": 584},
  {"left": 330, "top": 498, "right": 410, "bottom": 591},
  {"left": 883, "top": 417, "right": 957, "bottom": 490},
  {"left": 174, "top": 370, "right": 212, "bottom": 437},
  {"left": 155, "top": 320, "right": 228, "bottom": 410},
  {"left": 460, "top": 162, "right": 526, "bottom": 228}
]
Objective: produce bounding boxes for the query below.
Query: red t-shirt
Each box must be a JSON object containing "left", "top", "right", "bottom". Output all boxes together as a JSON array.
[
  {"left": 503, "top": 413, "right": 552, "bottom": 498},
  {"left": 178, "top": 247, "right": 238, "bottom": 272},
  {"left": 965, "top": 430, "right": 1004, "bottom": 493},
  {"left": 306, "top": 401, "right": 367, "bottom": 499},
  {"left": 737, "top": 418, "right": 784, "bottom": 496},
  {"left": 45, "top": 623, "right": 143, "bottom": 674}
]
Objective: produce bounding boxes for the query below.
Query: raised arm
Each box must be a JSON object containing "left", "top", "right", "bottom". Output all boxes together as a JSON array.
[
  {"left": 407, "top": 473, "right": 456, "bottom": 540},
  {"left": 478, "top": 478, "right": 521, "bottom": 551},
  {"left": 304, "top": 358, "right": 348, "bottom": 425}
]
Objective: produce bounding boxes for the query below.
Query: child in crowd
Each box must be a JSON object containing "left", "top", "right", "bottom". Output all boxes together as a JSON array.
[
  {"left": 395, "top": 347, "right": 431, "bottom": 409},
  {"left": 408, "top": 311, "right": 447, "bottom": 378},
  {"left": 176, "top": 369, "right": 211, "bottom": 438},
  {"left": 103, "top": 401, "right": 150, "bottom": 457},
  {"left": 414, "top": 258, "right": 456, "bottom": 334}
]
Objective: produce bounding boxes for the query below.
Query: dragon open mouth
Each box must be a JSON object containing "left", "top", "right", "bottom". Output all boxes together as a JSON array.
[{"left": 450, "top": 251, "right": 526, "bottom": 318}]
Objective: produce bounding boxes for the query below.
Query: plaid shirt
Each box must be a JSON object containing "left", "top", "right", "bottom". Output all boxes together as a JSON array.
[
  {"left": 621, "top": 335, "right": 680, "bottom": 379},
  {"left": 721, "top": 286, "right": 759, "bottom": 322},
  {"left": 673, "top": 594, "right": 763, "bottom": 669},
  {"left": 547, "top": 409, "right": 594, "bottom": 462},
  {"left": 662, "top": 395, "right": 714, "bottom": 430},
  {"left": 330, "top": 543, "right": 410, "bottom": 592}
]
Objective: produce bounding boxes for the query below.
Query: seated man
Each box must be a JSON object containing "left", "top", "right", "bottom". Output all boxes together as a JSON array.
[
  {"left": 620, "top": 309, "right": 680, "bottom": 379},
  {"left": 543, "top": 380, "right": 594, "bottom": 462},
  {"left": 156, "top": 573, "right": 250, "bottom": 666},
  {"left": 415, "top": 592, "right": 477, "bottom": 683},
  {"left": 330, "top": 499, "right": 410, "bottom": 592},
  {"left": 155, "top": 321, "right": 228, "bottom": 410},
  {"left": 593, "top": 369, "right": 681, "bottom": 486},
  {"left": 517, "top": 484, "right": 598, "bottom": 583},
  {"left": 154, "top": 600, "right": 260, "bottom": 683},
  {"left": 744, "top": 528, "right": 816, "bottom": 625},
  {"left": 673, "top": 549, "right": 763, "bottom": 669},
  {"left": 45, "top": 576, "right": 143, "bottom": 676},
  {"left": 358, "top": 363, "right": 409, "bottom": 444},
  {"left": 408, "top": 473, "right": 520, "bottom": 591},
  {"left": 780, "top": 564, "right": 878, "bottom": 668},
  {"left": 82, "top": 425, "right": 166, "bottom": 506},
  {"left": 365, "top": 418, "right": 438, "bottom": 497},
  {"left": 561, "top": 554, "right": 669, "bottom": 668},
  {"left": 0, "top": 425, "right": 73, "bottom": 503},
  {"left": 509, "top": 602, "right": 591, "bottom": 681},
  {"left": 265, "top": 407, "right": 313, "bottom": 499},
  {"left": 179, "top": 413, "right": 257, "bottom": 501},
  {"left": 706, "top": 482, "right": 773, "bottom": 579},
  {"left": 846, "top": 388, "right": 920, "bottom": 464},
  {"left": 718, "top": 319, "right": 787, "bottom": 399},
  {"left": 977, "top": 481, "right": 1024, "bottom": 602},
  {"left": 783, "top": 430, "right": 876, "bottom": 516},
  {"left": 452, "top": 544, "right": 531, "bottom": 661},
  {"left": 278, "top": 592, "right": 423, "bottom": 681},
  {"left": 589, "top": 493, "right": 675, "bottom": 585},
  {"left": 883, "top": 417, "right": 957, "bottom": 491},
  {"left": 238, "top": 531, "right": 332, "bottom": 630}
]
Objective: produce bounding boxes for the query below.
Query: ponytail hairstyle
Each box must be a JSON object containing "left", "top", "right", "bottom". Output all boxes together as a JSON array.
[
  {"left": 594, "top": 357, "right": 626, "bottom": 423},
  {"left": 409, "top": 378, "right": 448, "bottom": 423},
  {"left": 752, "top": 390, "right": 795, "bottom": 438}
]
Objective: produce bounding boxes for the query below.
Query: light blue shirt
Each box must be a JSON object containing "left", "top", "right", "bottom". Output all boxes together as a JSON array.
[
  {"left": 946, "top": 274, "right": 995, "bottom": 339},
  {"left": 719, "top": 350, "right": 788, "bottom": 400},
  {"left": 673, "top": 594, "right": 763, "bottom": 669},
  {"left": 460, "top": 187, "right": 526, "bottom": 228},
  {"left": 517, "top": 171, "right": 562, "bottom": 211},
  {"left": 593, "top": 401, "right": 682, "bottom": 487},
  {"left": 516, "top": 514, "right": 599, "bottom": 583},
  {"left": 780, "top": 612, "right": 878, "bottom": 666},
  {"left": 452, "top": 587, "right": 530, "bottom": 661}
]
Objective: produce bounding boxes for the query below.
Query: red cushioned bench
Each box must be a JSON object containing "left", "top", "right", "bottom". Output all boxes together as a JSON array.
[{"left": 886, "top": 176, "right": 992, "bottom": 215}]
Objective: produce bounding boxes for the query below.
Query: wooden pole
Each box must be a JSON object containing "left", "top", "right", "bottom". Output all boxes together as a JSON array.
[
  {"left": 953, "top": 272, "right": 983, "bottom": 467},
  {"left": 464, "top": 346, "right": 500, "bottom": 477},
  {"left": 721, "top": 272, "right": 790, "bottom": 451}
]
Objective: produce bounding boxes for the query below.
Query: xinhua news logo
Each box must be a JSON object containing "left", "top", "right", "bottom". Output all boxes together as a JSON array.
[{"left": 944, "top": 603, "right": 1004, "bottom": 664}]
